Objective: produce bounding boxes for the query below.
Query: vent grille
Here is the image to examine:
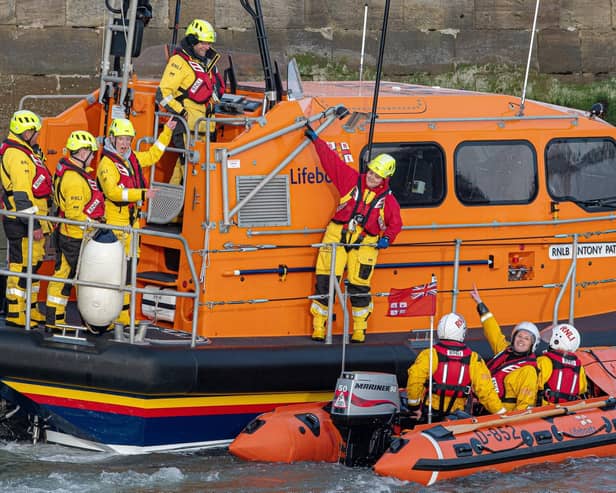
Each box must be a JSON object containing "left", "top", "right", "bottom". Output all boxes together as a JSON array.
[{"left": 236, "top": 175, "right": 290, "bottom": 227}]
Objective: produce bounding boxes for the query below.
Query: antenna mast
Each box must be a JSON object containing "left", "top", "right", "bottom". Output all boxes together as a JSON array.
[
  {"left": 359, "top": 3, "right": 369, "bottom": 91},
  {"left": 366, "top": 0, "right": 390, "bottom": 164},
  {"left": 519, "top": 0, "right": 540, "bottom": 116}
]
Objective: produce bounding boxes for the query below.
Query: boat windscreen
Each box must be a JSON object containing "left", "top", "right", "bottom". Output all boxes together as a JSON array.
[{"left": 546, "top": 138, "right": 616, "bottom": 210}]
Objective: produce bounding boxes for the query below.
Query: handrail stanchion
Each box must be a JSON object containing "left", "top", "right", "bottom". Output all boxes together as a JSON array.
[
  {"left": 128, "top": 228, "right": 139, "bottom": 344},
  {"left": 553, "top": 234, "right": 578, "bottom": 325},
  {"left": 220, "top": 149, "right": 230, "bottom": 229},
  {"left": 325, "top": 243, "right": 338, "bottom": 345},
  {"left": 24, "top": 214, "right": 35, "bottom": 331},
  {"left": 451, "top": 239, "right": 462, "bottom": 313},
  {"left": 336, "top": 279, "right": 350, "bottom": 374},
  {"left": 569, "top": 234, "right": 578, "bottom": 324}
]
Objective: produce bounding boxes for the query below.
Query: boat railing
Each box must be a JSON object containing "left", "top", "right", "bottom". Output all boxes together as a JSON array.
[
  {"left": 0, "top": 208, "right": 203, "bottom": 347},
  {"left": 208, "top": 104, "right": 348, "bottom": 232},
  {"left": 18, "top": 93, "right": 99, "bottom": 112},
  {"left": 212, "top": 223, "right": 616, "bottom": 335}
]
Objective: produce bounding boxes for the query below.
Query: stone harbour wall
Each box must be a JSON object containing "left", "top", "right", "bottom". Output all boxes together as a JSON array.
[{"left": 1, "top": 0, "right": 615, "bottom": 76}]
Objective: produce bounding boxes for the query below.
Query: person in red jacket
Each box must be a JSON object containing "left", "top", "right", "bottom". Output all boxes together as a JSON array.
[{"left": 305, "top": 125, "right": 402, "bottom": 343}]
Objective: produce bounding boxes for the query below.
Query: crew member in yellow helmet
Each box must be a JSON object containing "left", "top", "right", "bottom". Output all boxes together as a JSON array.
[
  {"left": 45, "top": 130, "right": 104, "bottom": 330},
  {"left": 156, "top": 18, "right": 226, "bottom": 186},
  {"left": 96, "top": 116, "right": 176, "bottom": 326},
  {"left": 0, "top": 110, "right": 53, "bottom": 328},
  {"left": 305, "top": 124, "right": 402, "bottom": 343}
]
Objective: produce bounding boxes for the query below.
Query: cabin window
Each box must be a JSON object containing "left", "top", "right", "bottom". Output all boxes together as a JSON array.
[
  {"left": 360, "top": 143, "right": 446, "bottom": 208},
  {"left": 546, "top": 138, "right": 616, "bottom": 209},
  {"left": 455, "top": 141, "right": 537, "bottom": 205}
]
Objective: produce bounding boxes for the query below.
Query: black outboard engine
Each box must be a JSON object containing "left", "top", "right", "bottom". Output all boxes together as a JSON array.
[{"left": 330, "top": 372, "right": 400, "bottom": 467}]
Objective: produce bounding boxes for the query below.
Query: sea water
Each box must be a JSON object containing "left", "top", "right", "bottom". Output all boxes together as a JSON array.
[{"left": 0, "top": 441, "right": 615, "bottom": 493}]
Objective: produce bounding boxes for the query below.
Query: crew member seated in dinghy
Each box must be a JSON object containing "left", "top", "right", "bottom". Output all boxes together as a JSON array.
[
  {"left": 470, "top": 285, "right": 539, "bottom": 411},
  {"left": 45, "top": 131, "right": 104, "bottom": 331},
  {"left": 537, "top": 323, "right": 588, "bottom": 405},
  {"left": 406, "top": 312, "right": 506, "bottom": 422},
  {"left": 96, "top": 117, "right": 176, "bottom": 326},
  {"left": 305, "top": 124, "right": 402, "bottom": 343}
]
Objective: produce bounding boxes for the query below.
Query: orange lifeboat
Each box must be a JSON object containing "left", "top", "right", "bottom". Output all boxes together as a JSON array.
[
  {"left": 229, "top": 402, "right": 343, "bottom": 463},
  {"left": 374, "top": 397, "right": 616, "bottom": 485}
]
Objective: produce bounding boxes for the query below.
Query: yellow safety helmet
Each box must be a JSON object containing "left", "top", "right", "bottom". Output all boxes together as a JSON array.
[
  {"left": 10, "top": 110, "right": 42, "bottom": 135},
  {"left": 185, "top": 18, "right": 216, "bottom": 43},
  {"left": 109, "top": 118, "right": 135, "bottom": 137},
  {"left": 367, "top": 153, "right": 396, "bottom": 178},
  {"left": 66, "top": 130, "right": 98, "bottom": 152}
]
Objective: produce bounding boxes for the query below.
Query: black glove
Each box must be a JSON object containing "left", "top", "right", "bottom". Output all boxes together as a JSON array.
[{"left": 304, "top": 124, "right": 317, "bottom": 142}]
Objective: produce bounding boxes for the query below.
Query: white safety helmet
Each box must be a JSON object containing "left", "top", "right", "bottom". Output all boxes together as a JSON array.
[
  {"left": 437, "top": 312, "right": 467, "bottom": 342},
  {"left": 512, "top": 321, "right": 540, "bottom": 352},
  {"left": 549, "top": 323, "right": 581, "bottom": 353}
]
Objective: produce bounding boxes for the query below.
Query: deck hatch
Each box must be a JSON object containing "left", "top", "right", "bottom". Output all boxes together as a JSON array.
[{"left": 236, "top": 175, "right": 291, "bottom": 227}]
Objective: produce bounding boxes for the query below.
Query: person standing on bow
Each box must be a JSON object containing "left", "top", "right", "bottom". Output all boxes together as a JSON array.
[
  {"left": 0, "top": 110, "right": 53, "bottom": 328},
  {"left": 305, "top": 125, "right": 402, "bottom": 343},
  {"left": 97, "top": 117, "right": 176, "bottom": 326},
  {"left": 156, "top": 18, "right": 225, "bottom": 185},
  {"left": 537, "top": 323, "right": 587, "bottom": 405},
  {"left": 470, "top": 285, "right": 539, "bottom": 411},
  {"left": 45, "top": 131, "right": 104, "bottom": 331},
  {"left": 406, "top": 312, "right": 506, "bottom": 422}
]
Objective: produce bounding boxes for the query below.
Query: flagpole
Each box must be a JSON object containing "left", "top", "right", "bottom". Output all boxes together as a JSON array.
[
  {"left": 428, "top": 313, "right": 434, "bottom": 424},
  {"left": 427, "top": 273, "right": 437, "bottom": 424}
]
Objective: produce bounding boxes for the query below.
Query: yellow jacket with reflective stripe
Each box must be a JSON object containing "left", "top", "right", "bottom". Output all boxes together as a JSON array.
[
  {"left": 0, "top": 132, "right": 51, "bottom": 233},
  {"left": 55, "top": 159, "right": 99, "bottom": 239},
  {"left": 480, "top": 311, "right": 539, "bottom": 411},
  {"left": 96, "top": 127, "right": 172, "bottom": 227},
  {"left": 406, "top": 346, "right": 504, "bottom": 415}
]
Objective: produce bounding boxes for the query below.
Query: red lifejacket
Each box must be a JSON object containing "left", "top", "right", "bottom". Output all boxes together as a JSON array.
[
  {"left": 487, "top": 348, "right": 537, "bottom": 403},
  {"left": 101, "top": 148, "right": 147, "bottom": 208},
  {"left": 542, "top": 350, "right": 582, "bottom": 404},
  {"left": 428, "top": 341, "right": 473, "bottom": 415},
  {"left": 176, "top": 50, "right": 225, "bottom": 105},
  {"left": 334, "top": 174, "right": 391, "bottom": 242},
  {"left": 54, "top": 158, "right": 105, "bottom": 220},
  {"left": 0, "top": 139, "right": 53, "bottom": 201}
]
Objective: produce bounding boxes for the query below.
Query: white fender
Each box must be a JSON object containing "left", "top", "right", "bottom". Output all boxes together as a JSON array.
[{"left": 77, "top": 233, "right": 125, "bottom": 327}]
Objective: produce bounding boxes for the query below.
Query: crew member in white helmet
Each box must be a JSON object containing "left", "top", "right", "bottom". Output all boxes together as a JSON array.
[
  {"left": 406, "top": 312, "right": 505, "bottom": 422},
  {"left": 471, "top": 284, "right": 539, "bottom": 411},
  {"left": 537, "top": 323, "right": 587, "bottom": 405}
]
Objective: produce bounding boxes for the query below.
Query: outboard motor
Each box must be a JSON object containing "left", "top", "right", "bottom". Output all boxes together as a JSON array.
[{"left": 330, "top": 372, "right": 400, "bottom": 467}]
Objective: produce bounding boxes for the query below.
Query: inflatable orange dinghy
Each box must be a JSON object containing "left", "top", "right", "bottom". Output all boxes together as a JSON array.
[
  {"left": 374, "top": 396, "right": 616, "bottom": 485},
  {"left": 578, "top": 348, "right": 616, "bottom": 396},
  {"left": 230, "top": 372, "right": 402, "bottom": 465},
  {"left": 228, "top": 402, "right": 343, "bottom": 463}
]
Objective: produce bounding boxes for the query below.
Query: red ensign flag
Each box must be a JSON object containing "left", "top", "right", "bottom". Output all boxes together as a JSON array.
[{"left": 387, "top": 280, "right": 437, "bottom": 317}]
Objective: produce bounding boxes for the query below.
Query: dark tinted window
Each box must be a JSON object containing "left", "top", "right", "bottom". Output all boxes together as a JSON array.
[
  {"left": 455, "top": 141, "right": 537, "bottom": 205},
  {"left": 360, "top": 143, "right": 445, "bottom": 208},
  {"left": 546, "top": 138, "right": 616, "bottom": 209}
]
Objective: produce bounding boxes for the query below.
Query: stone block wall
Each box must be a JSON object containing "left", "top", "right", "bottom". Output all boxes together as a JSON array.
[{"left": 0, "top": 0, "right": 614, "bottom": 77}]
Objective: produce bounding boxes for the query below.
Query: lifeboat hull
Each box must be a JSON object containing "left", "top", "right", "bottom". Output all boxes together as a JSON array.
[
  {"left": 229, "top": 402, "right": 343, "bottom": 463},
  {"left": 374, "top": 397, "right": 616, "bottom": 485}
]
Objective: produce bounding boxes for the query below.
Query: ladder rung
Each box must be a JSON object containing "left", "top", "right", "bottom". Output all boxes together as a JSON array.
[
  {"left": 102, "top": 75, "right": 124, "bottom": 83},
  {"left": 109, "top": 24, "right": 131, "bottom": 33}
]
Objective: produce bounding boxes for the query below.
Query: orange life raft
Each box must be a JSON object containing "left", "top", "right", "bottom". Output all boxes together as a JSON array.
[{"left": 374, "top": 396, "right": 616, "bottom": 485}]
